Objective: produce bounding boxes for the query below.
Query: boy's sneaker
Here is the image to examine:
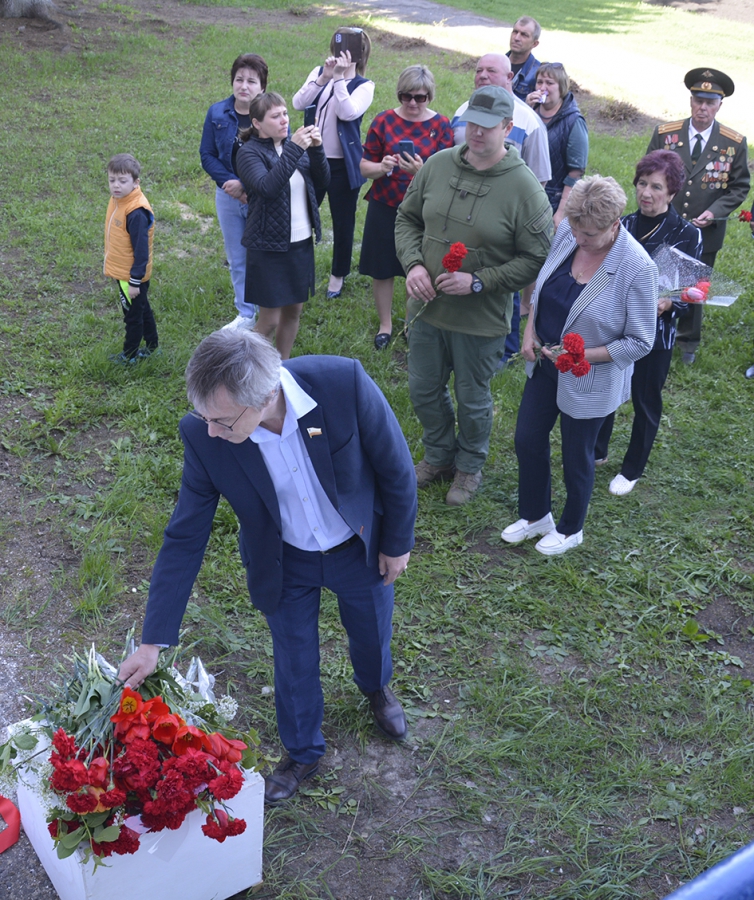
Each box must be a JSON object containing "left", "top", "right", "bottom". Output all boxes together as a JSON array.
[
  {"left": 109, "top": 352, "right": 139, "bottom": 366},
  {"left": 138, "top": 346, "right": 162, "bottom": 359}
]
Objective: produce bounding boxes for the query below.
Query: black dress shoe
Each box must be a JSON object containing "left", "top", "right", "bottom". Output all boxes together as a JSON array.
[
  {"left": 374, "top": 331, "right": 392, "bottom": 350},
  {"left": 264, "top": 756, "right": 319, "bottom": 805},
  {"left": 362, "top": 685, "right": 407, "bottom": 741}
]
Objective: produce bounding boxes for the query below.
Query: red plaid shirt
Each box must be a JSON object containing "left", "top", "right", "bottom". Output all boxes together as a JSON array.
[{"left": 363, "top": 110, "right": 453, "bottom": 208}]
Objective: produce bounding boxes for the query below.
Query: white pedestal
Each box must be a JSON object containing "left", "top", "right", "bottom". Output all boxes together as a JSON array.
[{"left": 17, "top": 764, "right": 264, "bottom": 900}]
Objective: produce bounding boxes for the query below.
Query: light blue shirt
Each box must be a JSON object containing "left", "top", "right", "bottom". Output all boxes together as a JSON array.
[{"left": 251, "top": 368, "right": 353, "bottom": 552}]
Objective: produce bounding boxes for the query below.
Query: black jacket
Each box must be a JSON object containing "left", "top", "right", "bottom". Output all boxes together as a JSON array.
[{"left": 237, "top": 136, "right": 330, "bottom": 252}]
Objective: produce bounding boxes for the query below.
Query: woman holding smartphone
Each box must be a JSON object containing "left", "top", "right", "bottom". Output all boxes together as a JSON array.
[
  {"left": 236, "top": 93, "right": 329, "bottom": 359},
  {"left": 358, "top": 66, "right": 453, "bottom": 349},
  {"left": 293, "top": 27, "right": 374, "bottom": 299}
]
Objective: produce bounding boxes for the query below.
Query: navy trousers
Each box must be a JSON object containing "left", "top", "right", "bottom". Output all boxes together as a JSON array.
[
  {"left": 315, "top": 159, "right": 361, "bottom": 278},
  {"left": 118, "top": 279, "right": 158, "bottom": 358},
  {"left": 595, "top": 345, "right": 672, "bottom": 481},
  {"left": 264, "top": 538, "right": 394, "bottom": 765},
  {"left": 515, "top": 358, "right": 606, "bottom": 535}
]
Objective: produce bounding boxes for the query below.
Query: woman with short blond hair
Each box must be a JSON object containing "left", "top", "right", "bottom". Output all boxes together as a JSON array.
[{"left": 502, "top": 175, "right": 658, "bottom": 555}]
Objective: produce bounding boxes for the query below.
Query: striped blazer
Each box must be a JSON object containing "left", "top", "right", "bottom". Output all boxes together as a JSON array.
[{"left": 526, "top": 221, "right": 658, "bottom": 419}]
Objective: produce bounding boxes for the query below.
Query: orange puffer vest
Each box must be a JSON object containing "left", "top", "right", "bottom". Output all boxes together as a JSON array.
[{"left": 103, "top": 187, "right": 154, "bottom": 281}]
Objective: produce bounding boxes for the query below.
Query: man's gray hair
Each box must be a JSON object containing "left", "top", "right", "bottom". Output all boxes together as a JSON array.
[
  {"left": 185, "top": 326, "right": 282, "bottom": 410},
  {"left": 515, "top": 15, "right": 541, "bottom": 41}
]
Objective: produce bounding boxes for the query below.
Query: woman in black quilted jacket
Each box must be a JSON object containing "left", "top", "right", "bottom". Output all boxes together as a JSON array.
[{"left": 236, "top": 92, "right": 330, "bottom": 359}]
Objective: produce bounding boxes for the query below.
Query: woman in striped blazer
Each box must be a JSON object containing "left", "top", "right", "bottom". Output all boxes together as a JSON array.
[{"left": 502, "top": 176, "right": 658, "bottom": 555}]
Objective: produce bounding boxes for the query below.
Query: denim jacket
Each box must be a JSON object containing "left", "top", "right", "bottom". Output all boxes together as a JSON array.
[
  {"left": 200, "top": 95, "right": 240, "bottom": 188},
  {"left": 508, "top": 53, "right": 540, "bottom": 102}
]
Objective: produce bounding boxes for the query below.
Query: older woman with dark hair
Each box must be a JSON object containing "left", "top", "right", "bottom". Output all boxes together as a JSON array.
[
  {"left": 358, "top": 65, "right": 453, "bottom": 349},
  {"left": 527, "top": 62, "right": 588, "bottom": 228},
  {"left": 293, "top": 27, "right": 374, "bottom": 300},
  {"left": 236, "top": 92, "right": 329, "bottom": 359},
  {"left": 200, "top": 53, "right": 268, "bottom": 327},
  {"left": 501, "top": 175, "right": 657, "bottom": 555},
  {"left": 593, "top": 151, "right": 702, "bottom": 494}
]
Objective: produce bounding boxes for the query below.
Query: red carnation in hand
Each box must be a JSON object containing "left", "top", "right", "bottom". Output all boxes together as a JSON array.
[
  {"left": 562, "top": 332, "right": 585, "bottom": 358},
  {"left": 441, "top": 242, "right": 468, "bottom": 273},
  {"left": 739, "top": 209, "right": 752, "bottom": 222},
  {"left": 555, "top": 353, "right": 575, "bottom": 373},
  {"left": 570, "top": 358, "right": 591, "bottom": 377}
]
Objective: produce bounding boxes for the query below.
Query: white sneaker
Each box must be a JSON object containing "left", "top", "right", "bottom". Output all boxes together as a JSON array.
[
  {"left": 609, "top": 474, "right": 638, "bottom": 496},
  {"left": 501, "top": 513, "right": 555, "bottom": 544},
  {"left": 222, "top": 315, "right": 256, "bottom": 330},
  {"left": 535, "top": 530, "right": 583, "bottom": 556}
]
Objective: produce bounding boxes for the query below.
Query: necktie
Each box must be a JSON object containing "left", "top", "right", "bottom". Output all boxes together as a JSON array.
[{"left": 691, "top": 133, "right": 703, "bottom": 164}]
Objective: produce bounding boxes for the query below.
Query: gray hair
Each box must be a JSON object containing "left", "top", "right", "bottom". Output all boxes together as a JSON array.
[
  {"left": 185, "top": 326, "right": 281, "bottom": 410},
  {"left": 515, "top": 16, "right": 541, "bottom": 41},
  {"left": 564, "top": 175, "right": 627, "bottom": 231}
]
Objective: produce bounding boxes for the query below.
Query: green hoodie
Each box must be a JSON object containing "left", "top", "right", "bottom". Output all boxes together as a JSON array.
[{"left": 395, "top": 144, "right": 552, "bottom": 337}]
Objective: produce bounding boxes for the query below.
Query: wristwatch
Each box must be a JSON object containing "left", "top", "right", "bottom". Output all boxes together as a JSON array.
[{"left": 471, "top": 273, "right": 484, "bottom": 294}]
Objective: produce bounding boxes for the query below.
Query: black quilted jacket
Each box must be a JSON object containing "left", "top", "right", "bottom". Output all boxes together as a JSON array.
[{"left": 237, "top": 136, "right": 330, "bottom": 252}]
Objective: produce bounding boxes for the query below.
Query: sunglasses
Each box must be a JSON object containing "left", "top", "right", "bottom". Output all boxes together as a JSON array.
[
  {"left": 398, "top": 92, "right": 429, "bottom": 104},
  {"left": 539, "top": 62, "right": 565, "bottom": 69}
]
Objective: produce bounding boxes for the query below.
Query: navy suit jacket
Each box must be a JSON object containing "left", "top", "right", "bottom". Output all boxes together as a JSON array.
[{"left": 142, "top": 356, "right": 417, "bottom": 645}]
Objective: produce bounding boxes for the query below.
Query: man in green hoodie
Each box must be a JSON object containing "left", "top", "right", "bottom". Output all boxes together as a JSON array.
[{"left": 396, "top": 85, "right": 552, "bottom": 506}]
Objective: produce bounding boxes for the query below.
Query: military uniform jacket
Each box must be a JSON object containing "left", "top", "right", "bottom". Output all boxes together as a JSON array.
[{"left": 647, "top": 118, "right": 750, "bottom": 255}]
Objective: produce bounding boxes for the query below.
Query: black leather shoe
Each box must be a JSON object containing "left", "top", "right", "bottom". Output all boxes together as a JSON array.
[
  {"left": 362, "top": 686, "right": 407, "bottom": 741},
  {"left": 374, "top": 331, "right": 392, "bottom": 350},
  {"left": 264, "top": 756, "right": 319, "bottom": 805}
]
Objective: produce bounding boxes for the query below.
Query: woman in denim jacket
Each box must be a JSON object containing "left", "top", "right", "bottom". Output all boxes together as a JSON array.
[{"left": 200, "top": 53, "right": 268, "bottom": 326}]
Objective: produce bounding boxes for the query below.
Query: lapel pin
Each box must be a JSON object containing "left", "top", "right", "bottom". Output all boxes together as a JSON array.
[{"left": 307, "top": 427, "right": 322, "bottom": 438}]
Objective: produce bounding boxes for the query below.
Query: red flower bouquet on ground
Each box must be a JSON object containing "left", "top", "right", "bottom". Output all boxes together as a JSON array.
[{"left": 0, "top": 645, "right": 263, "bottom": 869}]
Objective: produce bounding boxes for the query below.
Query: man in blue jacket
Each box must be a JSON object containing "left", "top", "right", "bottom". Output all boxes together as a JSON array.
[{"left": 119, "top": 327, "right": 417, "bottom": 803}]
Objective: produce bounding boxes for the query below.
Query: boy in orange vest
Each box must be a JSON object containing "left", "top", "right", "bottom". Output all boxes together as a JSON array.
[{"left": 104, "top": 153, "right": 158, "bottom": 363}]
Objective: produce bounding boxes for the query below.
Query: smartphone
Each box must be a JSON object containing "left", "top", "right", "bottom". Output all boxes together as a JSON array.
[
  {"left": 304, "top": 105, "right": 317, "bottom": 128},
  {"left": 397, "top": 140, "right": 415, "bottom": 160},
  {"left": 333, "top": 30, "right": 363, "bottom": 63}
]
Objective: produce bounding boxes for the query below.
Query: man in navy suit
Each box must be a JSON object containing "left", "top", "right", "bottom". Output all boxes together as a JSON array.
[{"left": 119, "top": 327, "right": 417, "bottom": 803}]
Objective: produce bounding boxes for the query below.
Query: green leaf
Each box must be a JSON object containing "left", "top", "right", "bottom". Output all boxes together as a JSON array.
[
  {"left": 93, "top": 824, "right": 121, "bottom": 843},
  {"left": 56, "top": 841, "right": 81, "bottom": 859},
  {"left": 60, "top": 826, "right": 86, "bottom": 849},
  {"left": 13, "top": 733, "right": 39, "bottom": 751}
]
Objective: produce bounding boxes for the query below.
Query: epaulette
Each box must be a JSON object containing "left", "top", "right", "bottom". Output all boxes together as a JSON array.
[
  {"left": 719, "top": 124, "right": 745, "bottom": 143},
  {"left": 657, "top": 121, "right": 684, "bottom": 135}
]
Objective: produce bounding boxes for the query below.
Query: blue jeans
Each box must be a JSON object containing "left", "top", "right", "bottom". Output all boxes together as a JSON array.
[
  {"left": 215, "top": 186, "right": 256, "bottom": 318},
  {"left": 264, "top": 539, "right": 394, "bottom": 764}
]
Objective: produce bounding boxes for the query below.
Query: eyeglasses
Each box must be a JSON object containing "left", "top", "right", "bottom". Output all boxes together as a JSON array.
[
  {"left": 398, "top": 92, "right": 429, "bottom": 104},
  {"left": 539, "top": 62, "right": 565, "bottom": 69},
  {"left": 189, "top": 407, "right": 248, "bottom": 432}
]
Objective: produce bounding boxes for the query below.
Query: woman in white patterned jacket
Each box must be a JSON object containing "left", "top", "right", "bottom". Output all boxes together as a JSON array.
[{"left": 501, "top": 175, "right": 658, "bottom": 556}]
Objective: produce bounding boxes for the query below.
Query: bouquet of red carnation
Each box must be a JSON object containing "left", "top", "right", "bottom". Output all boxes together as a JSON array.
[
  {"left": 441, "top": 242, "right": 467, "bottom": 273},
  {"left": 0, "top": 644, "right": 263, "bottom": 869},
  {"left": 552, "top": 332, "right": 591, "bottom": 378}
]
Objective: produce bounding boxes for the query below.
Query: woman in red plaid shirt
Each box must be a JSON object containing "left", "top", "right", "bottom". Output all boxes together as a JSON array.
[{"left": 359, "top": 66, "right": 454, "bottom": 350}]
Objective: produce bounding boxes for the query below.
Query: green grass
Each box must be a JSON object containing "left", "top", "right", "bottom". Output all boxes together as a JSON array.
[{"left": 1, "top": 3, "right": 754, "bottom": 899}]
